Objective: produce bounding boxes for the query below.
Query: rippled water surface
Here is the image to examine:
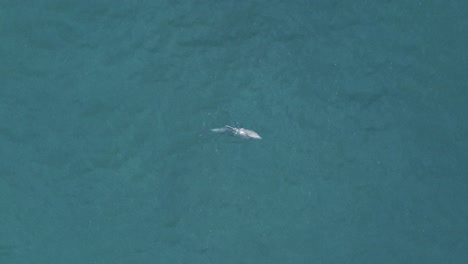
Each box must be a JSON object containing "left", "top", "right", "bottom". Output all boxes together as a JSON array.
[{"left": 1, "top": 1, "right": 467, "bottom": 263}]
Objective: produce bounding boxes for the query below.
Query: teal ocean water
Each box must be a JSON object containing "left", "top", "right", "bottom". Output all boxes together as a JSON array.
[{"left": 1, "top": 1, "right": 467, "bottom": 263}]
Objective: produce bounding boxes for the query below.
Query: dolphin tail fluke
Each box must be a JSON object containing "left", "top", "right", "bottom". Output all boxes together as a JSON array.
[{"left": 211, "top": 127, "right": 227, "bottom": 133}]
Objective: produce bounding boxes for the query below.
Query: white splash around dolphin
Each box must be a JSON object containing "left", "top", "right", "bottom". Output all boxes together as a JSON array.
[{"left": 211, "top": 125, "right": 262, "bottom": 139}]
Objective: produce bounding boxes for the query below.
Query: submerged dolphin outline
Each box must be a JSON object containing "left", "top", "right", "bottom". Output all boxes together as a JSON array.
[{"left": 211, "top": 125, "right": 262, "bottom": 139}]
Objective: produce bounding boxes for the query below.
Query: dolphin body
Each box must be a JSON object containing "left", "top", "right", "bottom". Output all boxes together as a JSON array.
[{"left": 211, "top": 125, "right": 262, "bottom": 139}]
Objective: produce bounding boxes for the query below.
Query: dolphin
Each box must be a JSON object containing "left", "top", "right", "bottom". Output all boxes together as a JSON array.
[{"left": 211, "top": 125, "right": 262, "bottom": 139}]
